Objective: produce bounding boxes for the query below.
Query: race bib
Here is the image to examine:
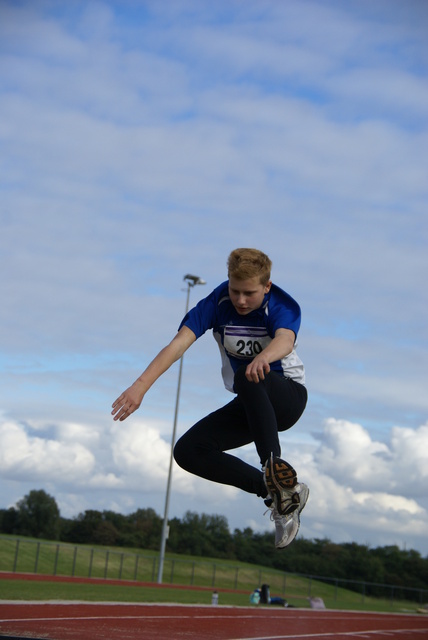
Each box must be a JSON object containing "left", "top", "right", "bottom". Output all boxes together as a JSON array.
[{"left": 223, "top": 325, "right": 271, "bottom": 359}]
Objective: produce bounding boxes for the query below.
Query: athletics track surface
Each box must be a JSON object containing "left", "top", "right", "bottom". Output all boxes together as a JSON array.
[{"left": 1, "top": 602, "right": 428, "bottom": 640}]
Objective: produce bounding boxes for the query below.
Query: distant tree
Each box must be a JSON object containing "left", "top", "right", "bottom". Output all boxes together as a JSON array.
[
  {"left": 125, "top": 508, "right": 162, "bottom": 550},
  {"left": 92, "top": 520, "right": 119, "bottom": 546},
  {"left": 63, "top": 510, "right": 104, "bottom": 544},
  {"left": 233, "top": 527, "right": 274, "bottom": 566},
  {"left": 0, "top": 507, "right": 20, "bottom": 534},
  {"left": 206, "top": 514, "right": 235, "bottom": 557},
  {"left": 102, "top": 510, "right": 128, "bottom": 534},
  {"left": 168, "top": 511, "right": 234, "bottom": 558},
  {"left": 60, "top": 507, "right": 163, "bottom": 549},
  {"left": 16, "top": 489, "right": 60, "bottom": 540}
]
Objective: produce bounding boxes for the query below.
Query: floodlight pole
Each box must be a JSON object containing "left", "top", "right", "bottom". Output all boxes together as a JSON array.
[{"left": 157, "top": 274, "right": 205, "bottom": 584}]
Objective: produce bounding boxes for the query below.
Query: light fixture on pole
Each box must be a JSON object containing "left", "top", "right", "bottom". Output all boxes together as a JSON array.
[{"left": 157, "top": 273, "right": 206, "bottom": 584}]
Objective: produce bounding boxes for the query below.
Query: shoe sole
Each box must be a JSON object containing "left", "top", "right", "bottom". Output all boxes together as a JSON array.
[{"left": 264, "top": 456, "right": 298, "bottom": 516}]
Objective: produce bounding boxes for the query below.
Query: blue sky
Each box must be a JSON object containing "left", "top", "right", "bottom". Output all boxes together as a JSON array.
[{"left": 1, "top": 0, "right": 427, "bottom": 555}]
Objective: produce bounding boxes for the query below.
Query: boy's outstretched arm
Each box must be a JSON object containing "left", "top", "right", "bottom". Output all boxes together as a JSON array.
[{"left": 111, "top": 325, "right": 196, "bottom": 422}]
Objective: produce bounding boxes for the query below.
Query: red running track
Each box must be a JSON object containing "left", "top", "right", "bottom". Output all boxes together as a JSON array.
[{"left": 1, "top": 602, "right": 428, "bottom": 640}]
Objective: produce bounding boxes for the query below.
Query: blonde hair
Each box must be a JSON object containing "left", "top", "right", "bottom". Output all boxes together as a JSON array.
[{"left": 227, "top": 248, "right": 272, "bottom": 285}]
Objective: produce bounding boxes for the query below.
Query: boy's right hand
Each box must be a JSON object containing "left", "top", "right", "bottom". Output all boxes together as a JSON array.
[{"left": 111, "top": 382, "right": 144, "bottom": 421}]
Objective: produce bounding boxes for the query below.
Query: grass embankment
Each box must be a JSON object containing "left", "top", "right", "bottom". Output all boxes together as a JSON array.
[{"left": 0, "top": 535, "right": 421, "bottom": 613}]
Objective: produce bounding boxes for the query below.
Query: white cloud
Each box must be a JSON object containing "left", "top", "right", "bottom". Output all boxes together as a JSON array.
[
  {"left": 110, "top": 418, "right": 239, "bottom": 501},
  {"left": 1, "top": 412, "right": 426, "bottom": 552},
  {"left": 283, "top": 418, "right": 428, "bottom": 549},
  {"left": 313, "top": 418, "right": 391, "bottom": 487},
  {"left": 390, "top": 424, "right": 428, "bottom": 490},
  {"left": 312, "top": 418, "right": 428, "bottom": 497},
  {"left": 111, "top": 420, "right": 175, "bottom": 484},
  {"left": 0, "top": 3, "right": 85, "bottom": 61},
  {"left": 0, "top": 419, "right": 95, "bottom": 483}
]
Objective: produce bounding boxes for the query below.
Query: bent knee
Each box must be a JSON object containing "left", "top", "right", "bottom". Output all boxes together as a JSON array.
[{"left": 173, "top": 435, "right": 189, "bottom": 469}]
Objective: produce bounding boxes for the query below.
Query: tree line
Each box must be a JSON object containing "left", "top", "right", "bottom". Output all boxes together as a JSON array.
[{"left": 1, "top": 489, "right": 427, "bottom": 597}]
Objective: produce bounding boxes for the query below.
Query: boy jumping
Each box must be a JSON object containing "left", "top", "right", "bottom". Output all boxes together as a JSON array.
[{"left": 112, "top": 248, "right": 309, "bottom": 548}]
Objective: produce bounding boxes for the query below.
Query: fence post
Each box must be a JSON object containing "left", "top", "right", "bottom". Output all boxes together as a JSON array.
[
  {"left": 151, "top": 557, "right": 156, "bottom": 583},
  {"left": 282, "top": 572, "right": 286, "bottom": 596},
  {"left": 191, "top": 562, "right": 195, "bottom": 586},
  {"left": 212, "top": 563, "right": 216, "bottom": 587},
  {"left": 72, "top": 547, "right": 78, "bottom": 577},
  {"left": 170, "top": 559, "right": 175, "bottom": 584},
  {"left": 53, "top": 544, "right": 60, "bottom": 576},
  {"left": 34, "top": 542, "right": 40, "bottom": 574},
  {"left": 89, "top": 548, "right": 94, "bottom": 578},
  {"left": 133, "top": 555, "right": 139, "bottom": 581},
  {"left": 234, "top": 566, "right": 239, "bottom": 590},
  {"left": 12, "top": 539, "right": 20, "bottom": 573},
  {"left": 119, "top": 553, "right": 124, "bottom": 580},
  {"left": 104, "top": 551, "right": 110, "bottom": 579}
]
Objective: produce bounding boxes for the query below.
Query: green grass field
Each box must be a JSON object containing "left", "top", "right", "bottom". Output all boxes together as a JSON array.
[
  {"left": 0, "top": 535, "right": 290, "bottom": 593},
  {"left": 1, "top": 577, "right": 421, "bottom": 613},
  {"left": 0, "top": 535, "right": 422, "bottom": 614}
]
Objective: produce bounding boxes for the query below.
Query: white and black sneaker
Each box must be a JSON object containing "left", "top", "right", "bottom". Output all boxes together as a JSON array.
[
  {"left": 265, "top": 483, "right": 309, "bottom": 549},
  {"left": 264, "top": 454, "right": 309, "bottom": 548}
]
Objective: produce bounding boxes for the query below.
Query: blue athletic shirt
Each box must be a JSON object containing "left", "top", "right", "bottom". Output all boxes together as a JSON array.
[{"left": 179, "top": 280, "right": 305, "bottom": 393}]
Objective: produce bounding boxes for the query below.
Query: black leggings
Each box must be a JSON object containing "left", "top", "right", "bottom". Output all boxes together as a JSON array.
[{"left": 174, "top": 366, "right": 307, "bottom": 498}]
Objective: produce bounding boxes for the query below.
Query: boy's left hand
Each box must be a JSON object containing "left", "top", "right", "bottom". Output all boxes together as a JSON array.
[{"left": 245, "top": 357, "right": 270, "bottom": 383}]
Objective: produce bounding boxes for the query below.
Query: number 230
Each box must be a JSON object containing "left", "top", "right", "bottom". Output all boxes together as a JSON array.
[{"left": 236, "top": 339, "right": 262, "bottom": 357}]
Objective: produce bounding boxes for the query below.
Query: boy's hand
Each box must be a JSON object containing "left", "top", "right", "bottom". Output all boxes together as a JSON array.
[
  {"left": 244, "top": 328, "right": 293, "bottom": 382},
  {"left": 112, "top": 381, "right": 145, "bottom": 421},
  {"left": 245, "top": 357, "right": 270, "bottom": 383}
]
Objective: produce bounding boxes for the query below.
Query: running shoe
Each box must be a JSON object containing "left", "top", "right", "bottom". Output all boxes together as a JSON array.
[
  {"left": 264, "top": 455, "right": 301, "bottom": 515},
  {"left": 265, "top": 481, "right": 310, "bottom": 549}
]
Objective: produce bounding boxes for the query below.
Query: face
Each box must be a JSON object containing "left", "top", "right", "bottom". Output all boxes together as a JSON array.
[{"left": 228, "top": 276, "right": 271, "bottom": 315}]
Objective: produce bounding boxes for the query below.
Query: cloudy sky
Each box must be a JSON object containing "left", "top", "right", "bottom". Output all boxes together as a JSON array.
[{"left": 1, "top": 0, "right": 427, "bottom": 557}]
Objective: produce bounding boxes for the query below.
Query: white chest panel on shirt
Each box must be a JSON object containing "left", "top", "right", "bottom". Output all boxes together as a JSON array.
[{"left": 223, "top": 325, "right": 272, "bottom": 359}]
